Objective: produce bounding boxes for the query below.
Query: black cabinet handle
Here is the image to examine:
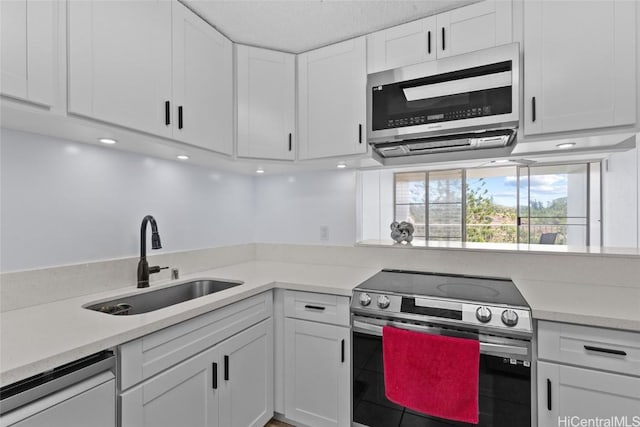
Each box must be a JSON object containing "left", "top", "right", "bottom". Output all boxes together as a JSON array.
[
  {"left": 427, "top": 31, "right": 431, "bottom": 54},
  {"left": 358, "top": 124, "right": 362, "bottom": 144},
  {"left": 341, "top": 339, "right": 345, "bottom": 363},
  {"left": 288, "top": 133, "right": 292, "bottom": 151},
  {"left": 165, "top": 101, "right": 170, "bottom": 126},
  {"left": 547, "top": 379, "right": 552, "bottom": 410},
  {"left": 178, "top": 106, "right": 183, "bottom": 129},
  {"left": 441, "top": 27, "right": 445, "bottom": 51},
  {"left": 224, "top": 355, "right": 229, "bottom": 381},
  {"left": 584, "top": 345, "right": 627, "bottom": 356},
  {"left": 532, "top": 97, "right": 536, "bottom": 123},
  {"left": 212, "top": 362, "right": 218, "bottom": 389},
  {"left": 304, "top": 304, "right": 325, "bottom": 311}
]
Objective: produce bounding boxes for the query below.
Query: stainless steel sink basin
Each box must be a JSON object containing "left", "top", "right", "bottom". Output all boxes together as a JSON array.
[{"left": 84, "top": 279, "right": 242, "bottom": 315}]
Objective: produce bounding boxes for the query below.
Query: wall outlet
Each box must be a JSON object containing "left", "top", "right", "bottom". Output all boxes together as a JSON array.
[{"left": 320, "top": 225, "right": 329, "bottom": 241}]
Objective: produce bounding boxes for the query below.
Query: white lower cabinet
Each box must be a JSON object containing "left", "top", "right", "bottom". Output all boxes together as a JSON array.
[
  {"left": 537, "top": 361, "right": 640, "bottom": 426},
  {"left": 536, "top": 321, "right": 640, "bottom": 427},
  {"left": 283, "top": 295, "right": 351, "bottom": 427},
  {"left": 218, "top": 318, "right": 274, "bottom": 427},
  {"left": 120, "top": 345, "right": 219, "bottom": 427},
  {"left": 118, "top": 292, "right": 273, "bottom": 427}
]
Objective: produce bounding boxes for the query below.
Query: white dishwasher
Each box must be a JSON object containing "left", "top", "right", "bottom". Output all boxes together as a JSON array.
[{"left": 0, "top": 351, "right": 116, "bottom": 427}]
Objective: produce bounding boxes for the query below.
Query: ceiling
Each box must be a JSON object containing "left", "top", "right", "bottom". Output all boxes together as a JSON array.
[{"left": 182, "top": 0, "right": 478, "bottom": 53}]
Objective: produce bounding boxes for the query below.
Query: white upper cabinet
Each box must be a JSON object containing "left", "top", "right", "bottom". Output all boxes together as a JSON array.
[
  {"left": 172, "top": 2, "right": 233, "bottom": 155},
  {"left": 523, "top": 0, "right": 636, "bottom": 135},
  {"left": 0, "top": 0, "right": 56, "bottom": 107},
  {"left": 436, "top": 0, "right": 512, "bottom": 59},
  {"left": 366, "top": 0, "right": 512, "bottom": 73},
  {"left": 236, "top": 45, "right": 296, "bottom": 160},
  {"left": 298, "top": 36, "right": 367, "bottom": 160},
  {"left": 366, "top": 16, "right": 436, "bottom": 74},
  {"left": 68, "top": 1, "right": 173, "bottom": 138},
  {"left": 68, "top": 1, "right": 233, "bottom": 154}
]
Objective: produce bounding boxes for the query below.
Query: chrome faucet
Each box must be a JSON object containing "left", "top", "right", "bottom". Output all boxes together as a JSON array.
[{"left": 137, "top": 215, "right": 168, "bottom": 288}]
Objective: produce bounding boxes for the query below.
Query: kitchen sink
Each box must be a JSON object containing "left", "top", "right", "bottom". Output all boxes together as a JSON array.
[{"left": 84, "top": 279, "right": 243, "bottom": 315}]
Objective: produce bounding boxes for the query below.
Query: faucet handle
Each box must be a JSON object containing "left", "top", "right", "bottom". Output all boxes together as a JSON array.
[{"left": 149, "top": 266, "right": 169, "bottom": 274}]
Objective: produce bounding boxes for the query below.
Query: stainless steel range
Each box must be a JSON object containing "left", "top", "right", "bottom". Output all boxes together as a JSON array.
[{"left": 351, "top": 269, "right": 533, "bottom": 427}]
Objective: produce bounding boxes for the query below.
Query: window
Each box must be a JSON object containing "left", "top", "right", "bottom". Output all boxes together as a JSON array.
[{"left": 394, "top": 162, "right": 601, "bottom": 245}]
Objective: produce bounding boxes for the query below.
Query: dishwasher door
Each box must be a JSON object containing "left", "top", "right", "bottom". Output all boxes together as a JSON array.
[{"left": 0, "top": 352, "right": 116, "bottom": 427}]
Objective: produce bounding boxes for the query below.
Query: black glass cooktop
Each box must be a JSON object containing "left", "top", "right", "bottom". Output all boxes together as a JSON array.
[{"left": 356, "top": 269, "right": 529, "bottom": 308}]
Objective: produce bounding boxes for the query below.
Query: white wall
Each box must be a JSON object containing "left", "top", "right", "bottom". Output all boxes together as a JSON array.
[
  {"left": 602, "top": 146, "right": 639, "bottom": 248},
  {"left": 0, "top": 129, "right": 255, "bottom": 272},
  {"left": 253, "top": 170, "right": 357, "bottom": 246}
]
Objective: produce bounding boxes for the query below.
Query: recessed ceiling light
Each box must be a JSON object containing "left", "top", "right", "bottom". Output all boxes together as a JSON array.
[
  {"left": 556, "top": 142, "right": 576, "bottom": 149},
  {"left": 492, "top": 159, "right": 510, "bottom": 164},
  {"left": 176, "top": 154, "right": 190, "bottom": 160},
  {"left": 337, "top": 162, "right": 347, "bottom": 169},
  {"left": 256, "top": 168, "right": 265, "bottom": 174},
  {"left": 98, "top": 138, "right": 117, "bottom": 145}
]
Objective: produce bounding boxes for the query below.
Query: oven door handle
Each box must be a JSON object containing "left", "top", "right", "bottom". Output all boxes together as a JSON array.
[{"left": 353, "top": 319, "right": 530, "bottom": 358}]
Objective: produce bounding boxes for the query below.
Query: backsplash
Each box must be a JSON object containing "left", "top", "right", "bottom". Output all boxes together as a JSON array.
[{"left": 0, "top": 244, "right": 255, "bottom": 312}]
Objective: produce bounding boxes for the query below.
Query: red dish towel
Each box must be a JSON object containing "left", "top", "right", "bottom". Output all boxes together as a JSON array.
[{"left": 382, "top": 326, "right": 480, "bottom": 424}]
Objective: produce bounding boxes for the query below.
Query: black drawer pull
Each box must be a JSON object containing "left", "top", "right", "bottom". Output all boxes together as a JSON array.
[
  {"left": 224, "top": 355, "right": 229, "bottom": 381},
  {"left": 304, "top": 304, "right": 325, "bottom": 311},
  {"left": 288, "top": 133, "right": 292, "bottom": 151},
  {"left": 532, "top": 97, "right": 536, "bottom": 122},
  {"left": 547, "top": 379, "right": 552, "bottom": 410},
  {"left": 441, "top": 27, "right": 445, "bottom": 51},
  {"left": 178, "top": 106, "right": 183, "bottom": 129},
  {"left": 165, "top": 101, "right": 170, "bottom": 126},
  {"left": 212, "top": 362, "right": 217, "bottom": 389},
  {"left": 358, "top": 124, "right": 362, "bottom": 144},
  {"left": 584, "top": 345, "right": 627, "bottom": 356},
  {"left": 341, "top": 339, "right": 345, "bottom": 363},
  {"left": 427, "top": 31, "right": 431, "bottom": 54}
]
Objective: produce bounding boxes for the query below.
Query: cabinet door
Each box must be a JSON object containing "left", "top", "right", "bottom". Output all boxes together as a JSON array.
[
  {"left": 68, "top": 1, "right": 173, "bottom": 138},
  {"left": 436, "top": 0, "right": 512, "bottom": 59},
  {"left": 537, "top": 361, "right": 640, "bottom": 427},
  {"left": 284, "top": 318, "right": 350, "bottom": 427},
  {"left": 298, "top": 37, "right": 367, "bottom": 160},
  {"left": 237, "top": 45, "right": 295, "bottom": 160},
  {"left": 172, "top": 2, "right": 233, "bottom": 155},
  {"left": 218, "top": 319, "right": 274, "bottom": 427},
  {"left": 0, "top": 0, "right": 55, "bottom": 107},
  {"left": 524, "top": 1, "right": 636, "bottom": 135},
  {"left": 120, "top": 346, "right": 219, "bottom": 427},
  {"left": 366, "top": 17, "right": 436, "bottom": 74}
]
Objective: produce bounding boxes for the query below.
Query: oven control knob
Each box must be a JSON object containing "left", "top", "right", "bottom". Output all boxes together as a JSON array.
[
  {"left": 475, "top": 306, "right": 492, "bottom": 323},
  {"left": 359, "top": 293, "right": 372, "bottom": 307},
  {"left": 501, "top": 309, "right": 519, "bottom": 327},
  {"left": 377, "top": 295, "right": 391, "bottom": 309}
]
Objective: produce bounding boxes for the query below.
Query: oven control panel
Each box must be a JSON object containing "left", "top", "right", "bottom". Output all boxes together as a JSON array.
[
  {"left": 351, "top": 291, "right": 532, "bottom": 334},
  {"left": 462, "top": 304, "right": 532, "bottom": 333}
]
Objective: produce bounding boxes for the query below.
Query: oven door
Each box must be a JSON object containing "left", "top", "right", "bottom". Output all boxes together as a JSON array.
[{"left": 352, "top": 316, "right": 531, "bottom": 427}]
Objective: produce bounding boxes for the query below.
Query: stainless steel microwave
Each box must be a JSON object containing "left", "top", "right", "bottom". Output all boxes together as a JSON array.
[{"left": 367, "top": 43, "right": 520, "bottom": 161}]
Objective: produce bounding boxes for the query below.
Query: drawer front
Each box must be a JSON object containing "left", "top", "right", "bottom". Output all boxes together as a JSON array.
[
  {"left": 284, "top": 291, "right": 350, "bottom": 326},
  {"left": 538, "top": 321, "right": 640, "bottom": 376},
  {"left": 119, "top": 291, "right": 272, "bottom": 390}
]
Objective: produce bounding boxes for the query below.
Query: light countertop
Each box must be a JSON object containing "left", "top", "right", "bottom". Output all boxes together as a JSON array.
[
  {"left": 2, "top": 260, "right": 639, "bottom": 387},
  {"left": 0, "top": 261, "right": 376, "bottom": 386}
]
